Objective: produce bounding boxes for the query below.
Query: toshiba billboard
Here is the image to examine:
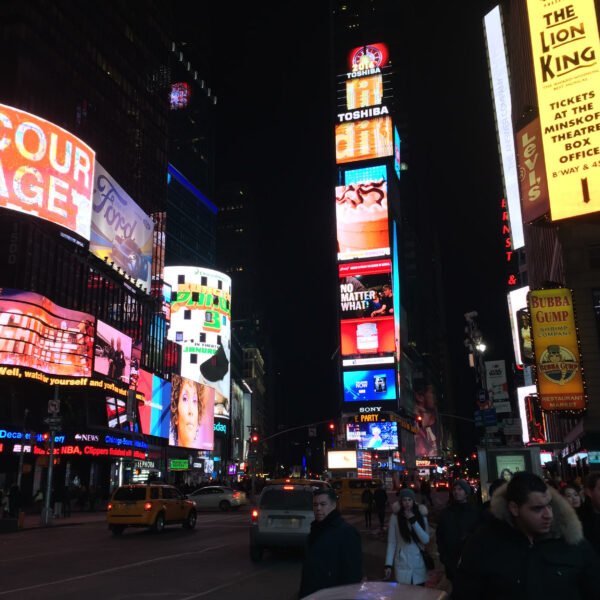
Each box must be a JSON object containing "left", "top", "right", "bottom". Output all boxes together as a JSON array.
[{"left": 0, "top": 103, "right": 95, "bottom": 239}]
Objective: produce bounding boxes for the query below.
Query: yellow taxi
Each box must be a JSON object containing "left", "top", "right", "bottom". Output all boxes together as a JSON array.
[
  {"left": 106, "top": 484, "right": 196, "bottom": 535},
  {"left": 266, "top": 478, "right": 331, "bottom": 490}
]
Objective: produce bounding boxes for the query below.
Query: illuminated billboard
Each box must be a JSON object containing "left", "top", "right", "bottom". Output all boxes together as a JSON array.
[
  {"left": 516, "top": 118, "right": 549, "bottom": 222},
  {"left": 335, "top": 116, "right": 393, "bottom": 164},
  {"left": 0, "top": 288, "right": 94, "bottom": 378},
  {"left": 328, "top": 450, "right": 357, "bottom": 470},
  {"left": 93, "top": 320, "right": 132, "bottom": 384},
  {"left": 137, "top": 369, "right": 171, "bottom": 438},
  {"left": 0, "top": 103, "right": 95, "bottom": 240},
  {"left": 528, "top": 288, "right": 585, "bottom": 411},
  {"left": 339, "top": 260, "right": 392, "bottom": 318},
  {"left": 341, "top": 317, "right": 395, "bottom": 357},
  {"left": 348, "top": 43, "right": 389, "bottom": 73},
  {"left": 517, "top": 385, "right": 537, "bottom": 444},
  {"left": 394, "top": 127, "right": 401, "bottom": 180},
  {"left": 336, "top": 180, "right": 389, "bottom": 261},
  {"left": 346, "top": 421, "right": 398, "bottom": 450},
  {"left": 484, "top": 7, "right": 524, "bottom": 249},
  {"left": 415, "top": 384, "right": 439, "bottom": 458},
  {"left": 169, "top": 374, "right": 214, "bottom": 450},
  {"left": 343, "top": 368, "right": 396, "bottom": 402},
  {"left": 164, "top": 266, "right": 232, "bottom": 419},
  {"left": 346, "top": 75, "right": 383, "bottom": 109},
  {"left": 344, "top": 165, "right": 386, "bottom": 185},
  {"left": 507, "top": 286, "right": 530, "bottom": 366},
  {"left": 526, "top": 0, "right": 600, "bottom": 220},
  {"left": 91, "top": 162, "right": 153, "bottom": 291}
]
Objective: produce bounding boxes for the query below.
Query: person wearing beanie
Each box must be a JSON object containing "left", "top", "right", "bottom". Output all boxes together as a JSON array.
[
  {"left": 384, "top": 488, "right": 430, "bottom": 585},
  {"left": 436, "top": 479, "right": 481, "bottom": 582}
]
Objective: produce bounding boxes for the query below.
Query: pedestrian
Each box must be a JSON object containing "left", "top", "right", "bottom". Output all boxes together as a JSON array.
[
  {"left": 578, "top": 471, "right": 600, "bottom": 554},
  {"left": 52, "top": 486, "right": 63, "bottom": 518},
  {"left": 384, "top": 489, "right": 430, "bottom": 585},
  {"left": 561, "top": 482, "right": 583, "bottom": 510},
  {"left": 453, "top": 472, "right": 598, "bottom": 599},
  {"left": 373, "top": 483, "right": 388, "bottom": 530},
  {"left": 436, "top": 479, "right": 480, "bottom": 582},
  {"left": 361, "top": 486, "right": 374, "bottom": 528},
  {"left": 299, "top": 487, "right": 362, "bottom": 598},
  {"left": 8, "top": 483, "right": 22, "bottom": 518},
  {"left": 419, "top": 479, "right": 432, "bottom": 507},
  {"left": 0, "top": 490, "right": 8, "bottom": 518}
]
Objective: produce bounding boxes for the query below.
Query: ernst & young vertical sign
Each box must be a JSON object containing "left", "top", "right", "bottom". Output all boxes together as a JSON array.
[{"left": 527, "top": 0, "right": 600, "bottom": 220}]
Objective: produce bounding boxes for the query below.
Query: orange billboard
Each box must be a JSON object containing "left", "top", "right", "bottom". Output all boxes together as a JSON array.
[
  {"left": 528, "top": 288, "right": 585, "bottom": 411},
  {"left": 0, "top": 103, "right": 95, "bottom": 240},
  {"left": 335, "top": 116, "right": 393, "bottom": 164},
  {"left": 346, "top": 75, "right": 383, "bottom": 109}
]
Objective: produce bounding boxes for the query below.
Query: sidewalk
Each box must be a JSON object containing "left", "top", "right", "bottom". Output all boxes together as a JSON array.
[{"left": 20, "top": 510, "right": 107, "bottom": 531}]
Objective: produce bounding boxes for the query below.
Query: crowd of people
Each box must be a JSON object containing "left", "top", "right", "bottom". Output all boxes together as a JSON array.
[{"left": 299, "top": 472, "right": 600, "bottom": 599}]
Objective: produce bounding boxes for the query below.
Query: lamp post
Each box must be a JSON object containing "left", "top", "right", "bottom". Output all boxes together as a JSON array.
[{"left": 16, "top": 408, "right": 29, "bottom": 489}]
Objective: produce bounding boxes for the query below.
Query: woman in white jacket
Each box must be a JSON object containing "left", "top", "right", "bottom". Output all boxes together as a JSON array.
[{"left": 384, "top": 488, "right": 430, "bottom": 585}]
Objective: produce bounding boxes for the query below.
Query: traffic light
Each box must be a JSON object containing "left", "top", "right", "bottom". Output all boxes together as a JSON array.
[
  {"left": 251, "top": 434, "right": 259, "bottom": 443},
  {"left": 328, "top": 423, "right": 335, "bottom": 431},
  {"left": 416, "top": 415, "right": 423, "bottom": 428}
]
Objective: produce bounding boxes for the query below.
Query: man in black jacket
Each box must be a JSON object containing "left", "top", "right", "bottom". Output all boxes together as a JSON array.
[
  {"left": 579, "top": 471, "right": 600, "bottom": 554},
  {"left": 454, "top": 472, "right": 597, "bottom": 600},
  {"left": 299, "top": 488, "right": 362, "bottom": 598}
]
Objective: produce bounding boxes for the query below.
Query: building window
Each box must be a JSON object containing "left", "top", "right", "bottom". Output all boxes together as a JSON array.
[
  {"left": 190, "top": 354, "right": 198, "bottom": 364},
  {"left": 184, "top": 309, "right": 191, "bottom": 320},
  {"left": 199, "top": 333, "right": 206, "bottom": 343},
  {"left": 192, "top": 291, "right": 199, "bottom": 302},
  {"left": 201, "top": 276, "right": 207, "bottom": 286},
  {"left": 218, "top": 280, "right": 222, "bottom": 290},
  {"left": 178, "top": 274, "right": 185, "bottom": 284}
]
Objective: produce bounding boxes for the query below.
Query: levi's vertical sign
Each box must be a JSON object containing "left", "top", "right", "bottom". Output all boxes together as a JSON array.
[
  {"left": 526, "top": 0, "right": 600, "bottom": 220},
  {"left": 528, "top": 288, "right": 585, "bottom": 411}
]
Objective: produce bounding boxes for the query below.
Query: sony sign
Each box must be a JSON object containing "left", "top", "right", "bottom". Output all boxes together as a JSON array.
[{"left": 359, "top": 406, "right": 382, "bottom": 413}]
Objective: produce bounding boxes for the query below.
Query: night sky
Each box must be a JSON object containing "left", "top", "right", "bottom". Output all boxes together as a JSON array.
[{"left": 201, "top": 2, "right": 514, "bottom": 453}]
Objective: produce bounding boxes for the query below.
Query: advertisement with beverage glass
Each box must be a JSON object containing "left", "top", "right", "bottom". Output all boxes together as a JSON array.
[
  {"left": 165, "top": 266, "right": 231, "bottom": 419},
  {"left": 0, "top": 288, "right": 94, "bottom": 377},
  {"left": 169, "top": 374, "right": 214, "bottom": 450},
  {"left": 93, "top": 320, "right": 132, "bottom": 384},
  {"left": 340, "top": 317, "right": 395, "bottom": 358},
  {"left": 336, "top": 180, "right": 389, "bottom": 261},
  {"left": 90, "top": 162, "right": 154, "bottom": 291},
  {"left": 0, "top": 103, "right": 95, "bottom": 240}
]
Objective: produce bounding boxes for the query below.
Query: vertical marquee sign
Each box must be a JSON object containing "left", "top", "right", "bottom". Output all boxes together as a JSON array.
[
  {"left": 526, "top": 0, "right": 600, "bottom": 220},
  {"left": 528, "top": 288, "right": 585, "bottom": 411}
]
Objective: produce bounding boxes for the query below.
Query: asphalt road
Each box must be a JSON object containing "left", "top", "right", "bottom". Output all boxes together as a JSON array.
[{"left": 0, "top": 495, "right": 450, "bottom": 600}]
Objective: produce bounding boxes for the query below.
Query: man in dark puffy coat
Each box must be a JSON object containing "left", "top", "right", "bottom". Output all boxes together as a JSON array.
[
  {"left": 454, "top": 472, "right": 598, "bottom": 600},
  {"left": 436, "top": 479, "right": 480, "bottom": 581},
  {"left": 299, "top": 487, "right": 362, "bottom": 598}
]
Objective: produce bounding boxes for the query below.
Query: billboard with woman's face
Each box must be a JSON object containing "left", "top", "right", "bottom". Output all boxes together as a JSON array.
[{"left": 169, "top": 374, "right": 214, "bottom": 450}]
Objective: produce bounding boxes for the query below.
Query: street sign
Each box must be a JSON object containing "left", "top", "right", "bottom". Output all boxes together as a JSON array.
[
  {"left": 476, "top": 389, "right": 489, "bottom": 406},
  {"left": 48, "top": 398, "right": 60, "bottom": 414},
  {"left": 494, "top": 401, "right": 512, "bottom": 414},
  {"left": 474, "top": 408, "right": 497, "bottom": 427},
  {"left": 44, "top": 416, "right": 62, "bottom": 431}
]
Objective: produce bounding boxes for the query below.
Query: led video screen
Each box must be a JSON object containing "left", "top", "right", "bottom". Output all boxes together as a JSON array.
[
  {"left": 347, "top": 421, "right": 398, "bottom": 450},
  {"left": 106, "top": 396, "right": 137, "bottom": 432},
  {"left": 344, "top": 165, "right": 387, "bottom": 185},
  {"left": 340, "top": 317, "right": 395, "bottom": 356},
  {"left": 328, "top": 450, "right": 357, "bottom": 470},
  {"left": 169, "top": 374, "right": 215, "bottom": 450},
  {"left": 336, "top": 180, "right": 389, "bottom": 261},
  {"left": 339, "top": 260, "right": 392, "bottom": 319},
  {"left": 93, "top": 320, "right": 132, "bottom": 384},
  {"left": 335, "top": 116, "right": 393, "bottom": 164},
  {"left": 91, "top": 162, "right": 154, "bottom": 291},
  {"left": 348, "top": 43, "right": 389, "bottom": 72},
  {"left": 0, "top": 103, "right": 95, "bottom": 240},
  {"left": 0, "top": 288, "right": 94, "bottom": 377},
  {"left": 137, "top": 369, "right": 171, "bottom": 439},
  {"left": 346, "top": 75, "right": 383, "bottom": 109},
  {"left": 343, "top": 368, "right": 396, "bottom": 402}
]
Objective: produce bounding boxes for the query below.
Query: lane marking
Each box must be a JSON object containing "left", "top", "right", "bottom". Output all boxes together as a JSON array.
[
  {"left": 0, "top": 543, "right": 230, "bottom": 596},
  {"left": 179, "top": 569, "right": 264, "bottom": 599}
]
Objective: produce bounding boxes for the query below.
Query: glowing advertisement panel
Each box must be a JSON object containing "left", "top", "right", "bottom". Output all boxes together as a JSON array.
[
  {"left": 343, "top": 368, "right": 396, "bottom": 402},
  {"left": 93, "top": 320, "right": 132, "bottom": 384},
  {"left": 348, "top": 43, "right": 389, "bottom": 72},
  {"left": 344, "top": 165, "right": 386, "bottom": 185},
  {"left": 137, "top": 369, "right": 171, "bottom": 438},
  {"left": 328, "top": 450, "right": 357, "bottom": 470},
  {"left": 526, "top": 0, "right": 600, "bottom": 220},
  {"left": 346, "top": 75, "right": 383, "bottom": 109},
  {"left": 392, "top": 221, "right": 401, "bottom": 362},
  {"left": 507, "top": 286, "right": 530, "bottom": 366},
  {"left": 169, "top": 374, "right": 214, "bottom": 450},
  {"left": 517, "top": 385, "right": 537, "bottom": 443},
  {"left": 0, "top": 103, "right": 95, "bottom": 240},
  {"left": 335, "top": 116, "right": 393, "bottom": 164},
  {"left": 341, "top": 317, "right": 395, "bottom": 357},
  {"left": 91, "top": 162, "right": 153, "bottom": 291},
  {"left": 394, "top": 127, "right": 401, "bottom": 180},
  {"left": 347, "top": 421, "right": 398, "bottom": 450},
  {"left": 165, "top": 266, "right": 231, "bottom": 419},
  {"left": 516, "top": 118, "right": 550, "bottom": 222},
  {"left": 528, "top": 288, "right": 585, "bottom": 411},
  {"left": 339, "top": 260, "right": 392, "bottom": 319},
  {"left": 336, "top": 180, "right": 389, "bottom": 261},
  {"left": 484, "top": 8, "right": 524, "bottom": 248},
  {"left": 0, "top": 289, "right": 94, "bottom": 377}
]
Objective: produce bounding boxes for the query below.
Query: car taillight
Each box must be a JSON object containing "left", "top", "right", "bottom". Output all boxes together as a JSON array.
[
  {"left": 107, "top": 503, "right": 112, "bottom": 511},
  {"left": 251, "top": 509, "right": 258, "bottom": 523},
  {"left": 283, "top": 485, "right": 294, "bottom": 490},
  {"left": 233, "top": 492, "right": 240, "bottom": 498},
  {"left": 144, "top": 502, "right": 153, "bottom": 511}
]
